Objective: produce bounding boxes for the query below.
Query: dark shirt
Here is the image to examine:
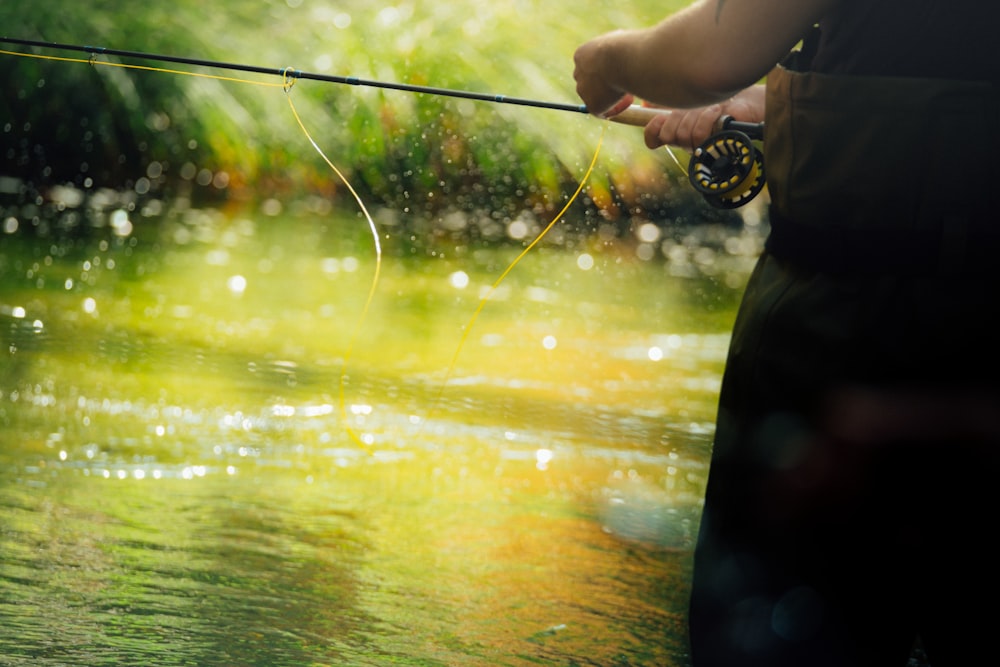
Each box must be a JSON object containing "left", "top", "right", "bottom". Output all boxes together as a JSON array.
[{"left": 812, "top": 0, "right": 1000, "bottom": 83}]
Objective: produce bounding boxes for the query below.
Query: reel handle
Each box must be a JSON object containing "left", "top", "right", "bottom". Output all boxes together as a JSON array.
[{"left": 716, "top": 114, "right": 764, "bottom": 141}]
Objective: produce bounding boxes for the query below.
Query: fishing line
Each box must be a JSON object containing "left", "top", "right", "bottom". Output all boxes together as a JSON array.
[
  {"left": 0, "top": 47, "right": 288, "bottom": 89},
  {"left": 1, "top": 44, "right": 385, "bottom": 447},
  {"left": 0, "top": 39, "right": 609, "bottom": 446},
  {"left": 280, "top": 70, "right": 383, "bottom": 450},
  {"left": 3, "top": 39, "right": 768, "bottom": 450},
  {"left": 664, "top": 145, "right": 689, "bottom": 177},
  {"left": 424, "top": 124, "right": 607, "bottom": 428}
]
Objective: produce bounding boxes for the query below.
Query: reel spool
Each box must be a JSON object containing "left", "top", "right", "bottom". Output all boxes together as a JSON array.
[{"left": 688, "top": 121, "right": 765, "bottom": 209}]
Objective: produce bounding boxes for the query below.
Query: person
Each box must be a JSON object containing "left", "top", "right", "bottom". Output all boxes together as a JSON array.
[{"left": 573, "top": 1, "right": 1000, "bottom": 666}]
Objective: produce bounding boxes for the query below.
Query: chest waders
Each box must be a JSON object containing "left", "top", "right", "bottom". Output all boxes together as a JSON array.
[
  {"left": 763, "top": 64, "right": 1000, "bottom": 276},
  {"left": 689, "top": 58, "right": 1000, "bottom": 667}
]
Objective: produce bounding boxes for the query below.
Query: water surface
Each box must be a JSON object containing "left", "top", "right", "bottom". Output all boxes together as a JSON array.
[{"left": 0, "top": 204, "right": 756, "bottom": 666}]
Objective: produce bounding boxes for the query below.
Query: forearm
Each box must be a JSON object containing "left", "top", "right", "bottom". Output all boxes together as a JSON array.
[
  {"left": 574, "top": 0, "right": 833, "bottom": 115},
  {"left": 602, "top": 6, "right": 752, "bottom": 108}
]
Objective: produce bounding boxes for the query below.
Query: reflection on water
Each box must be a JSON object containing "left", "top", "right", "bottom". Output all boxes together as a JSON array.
[{"left": 0, "top": 206, "right": 755, "bottom": 666}]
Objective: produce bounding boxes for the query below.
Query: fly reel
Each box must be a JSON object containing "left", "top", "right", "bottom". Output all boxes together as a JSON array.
[{"left": 688, "top": 117, "right": 765, "bottom": 209}]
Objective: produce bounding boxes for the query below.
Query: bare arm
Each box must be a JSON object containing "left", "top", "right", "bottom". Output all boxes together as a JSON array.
[
  {"left": 715, "top": 0, "right": 727, "bottom": 23},
  {"left": 573, "top": 0, "right": 834, "bottom": 115}
]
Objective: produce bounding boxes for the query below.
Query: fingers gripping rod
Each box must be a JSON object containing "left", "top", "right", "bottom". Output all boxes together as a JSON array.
[{"left": 609, "top": 106, "right": 766, "bottom": 209}]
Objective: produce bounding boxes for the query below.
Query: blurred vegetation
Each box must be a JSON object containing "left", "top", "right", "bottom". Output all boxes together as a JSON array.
[{"left": 0, "top": 0, "right": 741, "bottom": 244}]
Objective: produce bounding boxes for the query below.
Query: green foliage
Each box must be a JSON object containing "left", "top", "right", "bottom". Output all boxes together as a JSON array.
[{"left": 0, "top": 0, "right": 730, "bottom": 233}]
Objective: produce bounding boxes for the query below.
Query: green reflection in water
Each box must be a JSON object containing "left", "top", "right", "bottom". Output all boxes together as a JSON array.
[{"left": 0, "top": 208, "right": 753, "bottom": 666}]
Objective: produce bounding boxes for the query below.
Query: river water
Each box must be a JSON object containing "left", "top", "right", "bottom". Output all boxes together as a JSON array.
[{"left": 0, "top": 200, "right": 757, "bottom": 666}]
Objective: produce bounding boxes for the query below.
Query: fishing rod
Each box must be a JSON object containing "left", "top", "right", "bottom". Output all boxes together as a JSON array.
[
  {"left": 0, "top": 36, "right": 597, "bottom": 113},
  {"left": 0, "top": 36, "right": 765, "bottom": 208}
]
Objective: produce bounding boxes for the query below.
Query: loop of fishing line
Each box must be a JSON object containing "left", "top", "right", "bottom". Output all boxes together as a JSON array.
[
  {"left": 281, "top": 66, "right": 298, "bottom": 93},
  {"left": 278, "top": 66, "right": 382, "bottom": 451}
]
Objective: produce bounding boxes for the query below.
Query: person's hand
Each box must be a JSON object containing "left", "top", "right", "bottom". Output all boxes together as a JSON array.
[
  {"left": 573, "top": 0, "right": 825, "bottom": 127},
  {"left": 572, "top": 31, "right": 636, "bottom": 118},
  {"left": 641, "top": 84, "right": 766, "bottom": 151}
]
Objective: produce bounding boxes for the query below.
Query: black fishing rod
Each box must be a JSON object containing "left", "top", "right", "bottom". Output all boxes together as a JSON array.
[
  {"left": 0, "top": 36, "right": 766, "bottom": 208},
  {"left": 0, "top": 36, "right": 594, "bottom": 114}
]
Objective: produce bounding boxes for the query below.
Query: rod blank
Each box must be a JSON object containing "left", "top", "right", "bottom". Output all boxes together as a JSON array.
[{"left": 0, "top": 36, "right": 592, "bottom": 114}]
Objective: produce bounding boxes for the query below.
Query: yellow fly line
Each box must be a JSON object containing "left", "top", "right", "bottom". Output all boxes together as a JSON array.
[
  {"left": 1, "top": 45, "right": 606, "bottom": 449},
  {"left": 425, "top": 124, "right": 607, "bottom": 429},
  {"left": 0, "top": 47, "right": 287, "bottom": 88},
  {"left": 279, "top": 69, "right": 385, "bottom": 449}
]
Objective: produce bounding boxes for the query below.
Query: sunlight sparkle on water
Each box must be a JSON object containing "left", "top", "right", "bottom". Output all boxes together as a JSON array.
[
  {"left": 110, "top": 209, "right": 133, "bottom": 237},
  {"left": 377, "top": 6, "right": 401, "bottom": 26},
  {"left": 320, "top": 257, "right": 359, "bottom": 274},
  {"left": 636, "top": 222, "right": 662, "bottom": 243},
  {"left": 182, "top": 466, "right": 208, "bottom": 480},
  {"left": 449, "top": 270, "right": 470, "bottom": 289},
  {"left": 206, "top": 249, "right": 230, "bottom": 266},
  {"left": 302, "top": 404, "right": 334, "bottom": 418},
  {"left": 227, "top": 275, "right": 247, "bottom": 295},
  {"left": 272, "top": 404, "right": 296, "bottom": 417},
  {"left": 507, "top": 219, "right": 529, "bottom": 240},
  {"left": 576, "top": 253, "right": 595, "bottom": 271}
]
